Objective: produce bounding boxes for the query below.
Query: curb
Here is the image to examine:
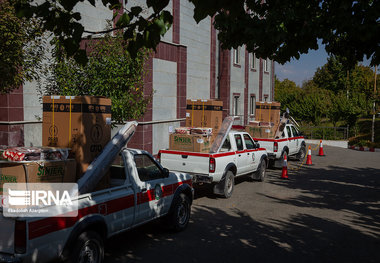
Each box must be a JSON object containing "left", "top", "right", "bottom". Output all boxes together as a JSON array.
[{"left": 348, "top": 145, "right": 380, "bottom": 152}]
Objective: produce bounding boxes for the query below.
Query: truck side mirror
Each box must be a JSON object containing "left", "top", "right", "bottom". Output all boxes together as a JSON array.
[
  {"left": 254, "top": 140, "right": 260, "bottom": 149},
  {"left": 163, "top": 168, "right": 170, "bottom": 178}
]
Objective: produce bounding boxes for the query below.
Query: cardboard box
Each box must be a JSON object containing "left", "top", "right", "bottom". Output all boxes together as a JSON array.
[
  {"left": 245, "top": 125, "right": 276, "bottom": 139},
  {"left": 42, "top": 96, "right": 111, "bottom": 175},
  {"left": 169, "top": 134, "right": 194, "bottom": 152},
  {"left": 169, "top": 134, "right": 213, "bottom": 153},
  {"left": 255, "top": 102, "right": 281, "bottom": 124},
  {"left": 0, "top": 159, "right": 76, "bottom": 195},
  {"left": 185, "top": 99, "right": 223, "bottom": 132},
  {"left": 193, "top": 135, "right": 213, "bottom": 153}
]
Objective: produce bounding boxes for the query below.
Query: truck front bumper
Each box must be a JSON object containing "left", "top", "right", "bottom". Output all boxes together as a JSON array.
[
  {"left": 191, "top": 174, "right": 213, "bottom": 184},
  {"left": 0, "top": 253, "right": 21, "bottom": 263}
]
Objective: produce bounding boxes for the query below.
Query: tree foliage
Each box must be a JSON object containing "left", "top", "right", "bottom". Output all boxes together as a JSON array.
[
  {"left": 275, "top": 57, "right": 377, "bottom": 128},
  {"left": 13, "top": 0, "right": 380, "bottom": 67},
  {"left": 39, "top": 34, "right": 152, "bottom": 123},
  {"left": 0, "top": 0, "right": 45, "bottom": 93}
]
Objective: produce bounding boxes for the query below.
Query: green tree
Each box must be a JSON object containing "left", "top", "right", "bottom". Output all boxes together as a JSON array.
[
  {"left": 274, "top": 77, "right": 303, "bottom": 117},
  {"left": 14, "top": 0, "right": 380, "bottom": 67},
  {"left": 40, "top": 34, "right": 152, "bottom": 123},
  {"left": 0, "top": 0, "right": 45, "bottom": 93}
]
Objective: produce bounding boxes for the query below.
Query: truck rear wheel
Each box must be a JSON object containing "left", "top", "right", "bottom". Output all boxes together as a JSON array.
[
  {"left": 222, "top": 171, "right": 234, "bottom": 198},
  {"left": 70, "top": 231, "right": 104, "bottom": 263}
]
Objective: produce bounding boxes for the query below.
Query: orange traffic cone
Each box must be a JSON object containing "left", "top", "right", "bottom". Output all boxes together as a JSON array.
[
  {"left": 281, "top": 154, "right": 289, "bottom": 179},
  {"left": 318, "top": 140, "right": 325, "bottom": 156},
  {"left": 306, "top": 146, "right": 313, "bottom": 165}
]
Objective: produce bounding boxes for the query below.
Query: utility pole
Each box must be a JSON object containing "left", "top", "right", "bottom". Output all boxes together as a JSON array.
[{"left": 371, "top": 66, "right": 377, "bottom": 143}]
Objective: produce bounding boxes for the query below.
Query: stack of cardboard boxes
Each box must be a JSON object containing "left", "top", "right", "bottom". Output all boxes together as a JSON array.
[
  {"left": 169, "top": 99, "right": 223, "bottom": 153},
  {"left": 0, "top": 95, "right": 112, "bottom": 195},
  {"left": 245, "top": 101, "right": 281, "bottom": 139}
]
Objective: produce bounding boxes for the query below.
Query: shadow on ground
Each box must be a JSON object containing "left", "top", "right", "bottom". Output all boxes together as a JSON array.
[{"left": 105, "top": 163, "right": 379, "bottom": 263}]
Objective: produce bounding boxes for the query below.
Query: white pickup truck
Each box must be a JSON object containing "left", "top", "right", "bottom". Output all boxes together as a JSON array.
[
  {"left": 252, "top": 123, "right": 306, "bottom": 166},
  {"left": 158, "top": 131, "right": 268, "bottom": 198},
  {"left": 0, "top": 122, "right": 193, "bottom": 263}
]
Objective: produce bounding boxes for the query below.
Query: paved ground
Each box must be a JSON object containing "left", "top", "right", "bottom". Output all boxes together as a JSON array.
[{"left": 105, "top": 145, "right": 380, "bottom": 263}]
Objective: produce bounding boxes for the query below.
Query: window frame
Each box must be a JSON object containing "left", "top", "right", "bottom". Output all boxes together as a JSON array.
[
  {"left": 234, "top": 134, "right": 244, "bottom": 151},
  {"left": 250, "top": 95, "right": 256, "bottom": 116},
  {"left": 134, "top": 153, "right": 165, "bottom": 182},
  {"left": 250, "top": 53, "right": 256, "bottom": 70},
  {"left": 233, "top": 95, "right": 240, "bottom": 116},
  {"left": 233, "top": 47, "right": 241, "bottom": 65}
]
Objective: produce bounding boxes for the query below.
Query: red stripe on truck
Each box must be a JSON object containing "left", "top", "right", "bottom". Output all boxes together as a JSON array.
[
  {"left": 28, "top": 180, "right": 192, "bottom": 240},
  {"left": 252, "top": 136, "right": 304, "bottom": 142},
  {"left": 159, "top": 150, "right": 265, "bottom": 159}
]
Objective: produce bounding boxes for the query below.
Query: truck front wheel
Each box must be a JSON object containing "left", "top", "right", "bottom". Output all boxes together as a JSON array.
[
  {"left": 254, "top": 160, "right": 267, "bottom": 182},
  {"left": 223, "top": 171, "right": 234, "bottom": 199},
  {"left": 297, "top": 145, "right": 306, "bottom": 161},
  {"left": 70, "top": 231, "right": 104, "bottom": 263},
  {"left": 167, "top": 193, "right": 191, "bottom": 232}
]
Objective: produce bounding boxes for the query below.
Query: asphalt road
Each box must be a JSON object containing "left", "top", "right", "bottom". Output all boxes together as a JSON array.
[{"left": 105, "top": 145, "right": 380, "bottom": 263}]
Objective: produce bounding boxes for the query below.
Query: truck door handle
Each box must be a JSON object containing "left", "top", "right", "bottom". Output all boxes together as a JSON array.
[
  {"left": 238, "top": 154, "right": 241, "bottom": 157},
  {"left": 247, "top": 153, "right": 250, "bottom": 155}
]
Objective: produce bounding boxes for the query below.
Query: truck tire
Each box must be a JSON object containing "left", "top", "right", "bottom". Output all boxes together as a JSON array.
[
  {"left": 70, "top": 231, "right": 104, "bottom": 263},
  {"left": 223, "top": 171, "right": 234, "bottom": 199},
  {"left": 297, "top": 145, "right": 306, "bottom": 161},
  {"left": 167, "top": 193, "right": 191, "bottom": 232},
  {"left": 254, "top": 160, "right": 266, "bottom": 182}
]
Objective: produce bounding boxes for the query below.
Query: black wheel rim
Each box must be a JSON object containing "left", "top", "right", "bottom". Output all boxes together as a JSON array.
[
  {"left": 260, "top": 162, "right": 266, "bottom": 179},
  {"left": 227, "top": 176, "right": 233, "bottom": 194},
  {"left": 177, "top": 201, "right": 189, "bottom": 226},
  {"left": 78, "top": 240, "right": 100, "bottom": 263}
]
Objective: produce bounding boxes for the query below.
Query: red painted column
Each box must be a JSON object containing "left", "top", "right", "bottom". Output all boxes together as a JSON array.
[
  {"left": 127, "top": 56, "right": 153, "bottom": 153},
  {"left": 271, "top": 60, "right": 275, "bottom": 101},
  {"left": 0, "top": 87, "right": 24, "bottom": 146},
  {"left": 244, "top": 49, "right": 249, "bottom": 125},
  {"left": 177, "top": 45, "right": 187, "bottom": 126},
  {"left": 210, "top": 17, "right": 216, "bottom": 99},
  {"left": 259, "top": 58, "right": 263, "bottom": 101},
  {"left": 219, "top": 49, "right": 231, "bottom": 118},
  {"left": 172, "top": 0, "right": 180, "bottom": 44}
]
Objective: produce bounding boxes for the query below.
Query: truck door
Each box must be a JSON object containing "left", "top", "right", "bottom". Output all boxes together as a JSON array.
[
  {"left": 133, "top": 153, "right": 171, "bottom": 224},
  {"left": 243, "top": 134, "right": 259, "bottom": 171},
  {"left": 290, "top": 126, "right": 301, "bottom": 153},
  {"left": 286, "top": 125, "right": 297, "bottom": 155},
  {"left": 234, "top": 134, "right": 248, "bottom": 175}
]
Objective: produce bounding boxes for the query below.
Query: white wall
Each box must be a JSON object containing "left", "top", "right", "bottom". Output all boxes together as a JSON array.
[
  {"left": 180, "top": 1, "right": 211, "bottom": 99},
  {"left": 75, "top": 0, "right": 113, "bottom": 34},
  {"left": 125, "top": 0, "right": 173, "bottom": 43},
  {"left": 152, "top": 58, "right": 177, "bottom": 154}
]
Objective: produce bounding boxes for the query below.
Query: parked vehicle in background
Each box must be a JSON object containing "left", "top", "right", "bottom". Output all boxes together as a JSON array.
[
  {"left": 159, "top": 131, "right": 268, "bottom": 198},
  {"left": 252, "top": 123, "right": 306, "bottom": 167}
]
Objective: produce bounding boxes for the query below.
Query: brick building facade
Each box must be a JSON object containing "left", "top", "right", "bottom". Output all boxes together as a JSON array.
[{"left": 0, "top": 0, "right": 275, "bottom": 155}]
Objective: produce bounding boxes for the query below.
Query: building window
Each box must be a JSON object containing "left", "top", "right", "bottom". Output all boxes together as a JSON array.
[
  {"left": 250, "top": 95, "right": 256, "bottom": 116},
  {"left": 233, "top": 47, "right": 240, "bottom": 65},
  {"left": 250, "top": 53, "right": 256, "bottom": 70},
  {"left": 234, "top": 95, "right": 240, "bottom": 116},
  {"left": 264, "top": 58, "right": 269, "bottom": 72}
]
